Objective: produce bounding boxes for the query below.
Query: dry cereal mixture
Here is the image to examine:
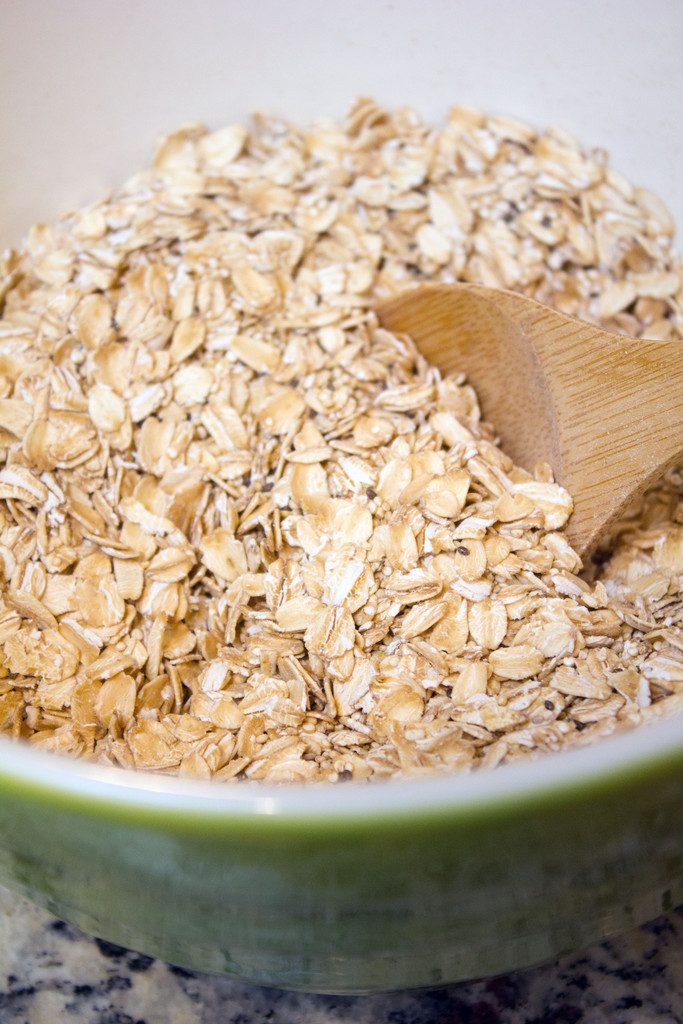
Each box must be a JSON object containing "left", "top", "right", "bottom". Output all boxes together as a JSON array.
[{"left": 0, "top": 99, "right": 681, "bottom": 781}]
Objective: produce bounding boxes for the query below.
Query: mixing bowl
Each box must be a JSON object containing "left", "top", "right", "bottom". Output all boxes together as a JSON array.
[
  {"left": 0, "top": 0, "right": 681, "bottom": 994},
  {"left": 0, "top": 723, "right": 681, "bottom": 992}
]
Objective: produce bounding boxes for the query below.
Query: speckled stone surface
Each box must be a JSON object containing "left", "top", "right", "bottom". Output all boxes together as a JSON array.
[{"left": 0, "top": 887, "right": 681, "bottom": 1024}]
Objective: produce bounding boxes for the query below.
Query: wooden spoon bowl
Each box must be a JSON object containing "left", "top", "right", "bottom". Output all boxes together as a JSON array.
[{"left": 378, "top": 283, "right": 683, "bottom": 557}]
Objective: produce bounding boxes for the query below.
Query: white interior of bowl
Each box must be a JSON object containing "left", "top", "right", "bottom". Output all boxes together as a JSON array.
[
  {"left": 0, "top": 0, "right": 680, "bottom": 812},
  {"left": 0, "top": 715, "right": 680, "bottom": 816},
  {"left": 1, "top": 0, "right": 681, "bottom": 243}
]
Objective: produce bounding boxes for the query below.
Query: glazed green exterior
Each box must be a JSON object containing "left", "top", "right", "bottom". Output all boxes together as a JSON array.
[{"left": 0, "top": 751, "right": 681, "bottom": 993}]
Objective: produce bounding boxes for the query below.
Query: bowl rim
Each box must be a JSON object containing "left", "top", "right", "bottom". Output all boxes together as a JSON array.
[{"left": 0, "top": 712, "right": 680, "bottom": 820}]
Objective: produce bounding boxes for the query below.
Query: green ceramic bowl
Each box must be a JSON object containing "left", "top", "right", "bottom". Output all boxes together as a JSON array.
[
  {"left": 1, "top": 4, "right": 682, "bottom": 995},
  {"left": 0, "top": 718, "right": 680, "bottom": 993}
]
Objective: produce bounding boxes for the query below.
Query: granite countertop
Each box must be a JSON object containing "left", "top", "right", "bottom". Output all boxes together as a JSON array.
[{"left": 0, "top": 887, "right": 680, "bottom": 1024}]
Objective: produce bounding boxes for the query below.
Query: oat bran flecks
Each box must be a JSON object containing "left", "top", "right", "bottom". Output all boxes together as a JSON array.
[{"left": 0, "top": 100, "right": 681, "bottom": 781}]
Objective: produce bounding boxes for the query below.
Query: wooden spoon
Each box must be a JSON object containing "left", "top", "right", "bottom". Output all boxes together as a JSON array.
[{"left": 377, "top": 283, "right": 683, "bottom": 557}]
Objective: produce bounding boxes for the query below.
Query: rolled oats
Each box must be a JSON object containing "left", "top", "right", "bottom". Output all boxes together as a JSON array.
[{"left": 0, "top": 99, "right": 680, "bottom": 781}]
